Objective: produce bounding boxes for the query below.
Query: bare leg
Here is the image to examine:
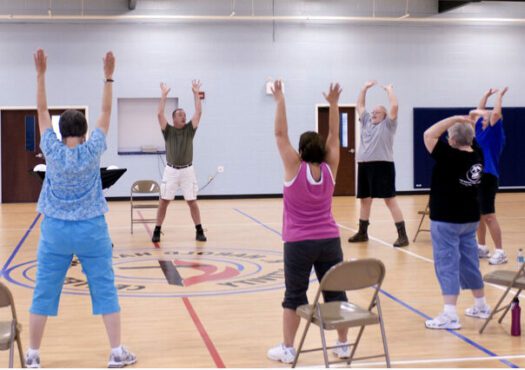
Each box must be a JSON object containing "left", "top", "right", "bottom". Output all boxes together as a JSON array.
[
  {"left": 443, "top": 295, "right": 459, "bottom": 305},
  {"left": 483, "top": 214, "right": 503, "bottom": 250},
  {"left": 359, "top": 198, "right": 373, "bottom": 220},
  {"left": 471, "top": 288, "right": 485, "bottom": 299},
  {"left": 187, "top": 200, "right": 202, "bottom": 225},
  {"left": 155, "top": 199, "right": 170, "bottom": 226},
  {"left": 102, "top": 312, "right": 121, "bottom": 348},
  {"left": 29, "top": 314, "right": 48, "bottom": 349},
  {"left": 477, "top": 218, "right": 487, "bottom": 245},
  {"left": 384, "top": 197, "right": 404, "bottom": 223},
  {"left": 283, "top": 308, "right": 301, "bottom": 348}
]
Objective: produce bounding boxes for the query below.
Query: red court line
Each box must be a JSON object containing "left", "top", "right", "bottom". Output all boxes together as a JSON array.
[
  {"left": 136, "top": 210, "right": 160, "bottom": 248},
  {"left": 182, "top": 297, "right": 226, "bottom": 368},
  {"left": 139, "top": 219, "right": 226, "bottom": 367}
]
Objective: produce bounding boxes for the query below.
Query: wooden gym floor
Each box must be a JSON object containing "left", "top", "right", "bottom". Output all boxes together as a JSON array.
[{"left": 0, "top": 193, "right": 524, "bottom": 368}]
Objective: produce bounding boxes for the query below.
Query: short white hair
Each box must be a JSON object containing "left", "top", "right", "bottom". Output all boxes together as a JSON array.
[{"left": 448, "top": 122, "right": 474, "bottom": 147}]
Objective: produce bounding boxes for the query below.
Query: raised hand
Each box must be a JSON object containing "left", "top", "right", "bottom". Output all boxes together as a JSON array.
[
  {"left": 323, "top": 83, "right": 342, "bottom": 105},
  {"left": 271, "top": 80, "right": 284, "bottom": 102},
  {"left": 364, "top": 80, "right": 377, "bottom": 90},
  {"left": 485, "top": 88, "right": 498, "bottom": 96},
  {"left": 34, "top": 49, "right": 47, "bottom": 76},
  {"left": 191, "top": 79, "right": 202, "bottom": 94},
  {"left": 381, "top": 83, "right": 394, "bottom": 92},
  {"left": 160, "top": 82, "right": 171, "bottom": 97},
  {"left": 103, "top": 51, "right": 115, "bottom": 79},
  {"left": 499, "top": 86, "right": 508, "bottom": 97}
]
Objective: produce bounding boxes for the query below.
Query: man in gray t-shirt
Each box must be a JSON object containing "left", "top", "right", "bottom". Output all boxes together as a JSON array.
[
  {"left": 348, "top": 81, "right": 409, "bottom": 247},
  {"left": 151, "top": 80, "right": 207, "bottom": 243}
]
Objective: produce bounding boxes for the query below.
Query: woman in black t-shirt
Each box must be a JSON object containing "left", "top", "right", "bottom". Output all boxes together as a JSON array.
[{"left": 422, "top": 115, "right": 490, "bottom": 330}]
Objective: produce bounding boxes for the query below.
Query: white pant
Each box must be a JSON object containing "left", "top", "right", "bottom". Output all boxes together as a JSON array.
[{"left": 160, "top": 165, "right": 198, "bottom": 201}]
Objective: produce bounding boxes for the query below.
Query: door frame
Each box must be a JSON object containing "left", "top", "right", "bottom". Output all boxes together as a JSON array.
[
  {"left": 0, "top": 105, "right": 89, "bottom": 203},
  {"left": 315, "top": 103, "right": 360, "bottom": 195}
]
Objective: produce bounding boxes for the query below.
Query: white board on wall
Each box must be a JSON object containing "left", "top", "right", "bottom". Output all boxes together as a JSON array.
[{"left": 117, "top": 97, "right": 178, "bottom": 153}]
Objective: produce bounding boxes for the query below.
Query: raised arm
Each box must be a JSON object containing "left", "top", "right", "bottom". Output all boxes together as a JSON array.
[
  {"left": 382, "top": 84, "right": 398, "bottom": 121},
  {"left": 323, "top": 83, "right": 342, "bottom": 175},
  {"left": 96, "top": 51, "right": 115, "bottom": 135},
  {"left": 357, "top": 80, "right": 376, "bottom": 116},
  {"left": 490, "top": 87, "right": 508, "bottom": 125},
  {"left": 423, "top": 115, "right": 471, "bottom": 153},
  {"left": 34, "top": 49, "right": 51, "bottom": 134},
  {"left": 272, "top": 80, "right": 300, "bottom": 180},
  {"left": 191, "top": 80, "right": 203, "bottom": 129},
  {"left": 157, "top": 83, "right": 170, "bottom": 131},
  {"left": 477, "top": 88, "right": 497, "bottom": 110}
]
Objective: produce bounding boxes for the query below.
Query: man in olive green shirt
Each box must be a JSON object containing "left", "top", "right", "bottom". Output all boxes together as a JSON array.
[{"left": 152, "top": 80, "right": 206, "bottom": 243}]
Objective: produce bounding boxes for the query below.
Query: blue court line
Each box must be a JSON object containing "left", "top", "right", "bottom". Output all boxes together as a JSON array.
[
  {"left": 233, "top": 208, "right": 282, "bottom": 237},
  {"left": 0, "top": 213, "right": 41, "bottom": 278},
  {"left": 234, "top": 207, "right": 520, "bottom": 369}
]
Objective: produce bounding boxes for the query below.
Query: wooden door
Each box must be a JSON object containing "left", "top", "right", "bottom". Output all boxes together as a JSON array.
[
  {"left": 317, "top": 106, "right": 356, "bottom": 196},
  {"left": 1, "top": 109, "right": 85, "bottom": 203}
]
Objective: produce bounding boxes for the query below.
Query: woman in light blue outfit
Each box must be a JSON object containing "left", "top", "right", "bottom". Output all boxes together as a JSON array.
[{"left": 26, "top": 49, "right": 136, "bottom": 368}]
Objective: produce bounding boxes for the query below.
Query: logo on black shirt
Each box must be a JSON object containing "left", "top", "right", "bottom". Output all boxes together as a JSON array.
[{"left": 460, "top": 163, "right": 483, "bottom": 187}]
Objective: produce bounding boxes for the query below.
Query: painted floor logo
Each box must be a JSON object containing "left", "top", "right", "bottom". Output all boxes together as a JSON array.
[{"left": 4, "top": 247, "right": 289, "bottom": 298}]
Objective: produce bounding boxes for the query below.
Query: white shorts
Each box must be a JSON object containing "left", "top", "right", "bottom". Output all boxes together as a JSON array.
[{"left": 160, "top": 165, "right": 198, "bottom": 201}]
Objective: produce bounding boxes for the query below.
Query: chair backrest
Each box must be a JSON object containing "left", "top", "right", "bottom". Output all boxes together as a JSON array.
[
  {"left": 0, "top": 282, "right": 18, "bottom": 320},
  {"left": 131, "top": 180, "right": 160, "bottom": 194},
  {"left": 319, "top": 258, "right": 385, "bottom": 292}
]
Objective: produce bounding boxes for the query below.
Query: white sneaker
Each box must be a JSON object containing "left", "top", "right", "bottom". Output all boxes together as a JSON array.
[
  {"left": 465, "top": 305, "right": 491, "bottom": 319},
  {"left": 478, "top": 245, "right": 490, "bottom": 259},
  {"left": 25, "top": 352, "right": 40, "bottom": 368},
  {"left": 108, "top": 346, "right": 137, "bottom": 368},
  {"left": 267, "top": 343, "right": 296, "bottom": 364},
  {"left": 489, "top": 250, "right": 508, "bottom": 265},
  {"left": 332, "top": 340, "right": 350, "bottom": 359},
  {"left": 425, "top": 312, "right": 461, "bottom": 330}
]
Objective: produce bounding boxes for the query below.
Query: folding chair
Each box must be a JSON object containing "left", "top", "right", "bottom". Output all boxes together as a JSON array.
[
  {"left": 0, "top": 282, "right": 24, "bottom": 368},
  {"left": 292, "top": 259, "right": 390, "bottom": 368},
  {"left": 479, "top": 263, "right": 525, "bottom": 334},
  {"left": 130, "top": 180, "right": 160, "bottom": 234},
  {"left": 413, "top": 201, "right": 430, "bottom": 242}
]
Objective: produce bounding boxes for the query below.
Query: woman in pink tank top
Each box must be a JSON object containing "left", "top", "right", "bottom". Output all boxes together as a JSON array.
[{"left": 267, "top": 81, "right": 350, "bottom": 364}]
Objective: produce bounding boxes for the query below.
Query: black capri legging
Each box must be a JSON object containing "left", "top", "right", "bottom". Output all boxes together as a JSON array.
[{"left": 282, "top": 237, "right": 347, "bottom": 310}]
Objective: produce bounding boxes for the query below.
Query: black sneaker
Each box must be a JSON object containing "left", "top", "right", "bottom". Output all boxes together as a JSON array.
[
  {"left": 393, "top": 235, "right": 409, "bottom": 247},
  {"left": 152, "top": 228, "right": 162, "bottom": 243},
  {"left": 196, "top": 230, "right": 207, "bottom": 242},
  {"left": 348, "top": 232, "right": 368, "bottom": 243}
]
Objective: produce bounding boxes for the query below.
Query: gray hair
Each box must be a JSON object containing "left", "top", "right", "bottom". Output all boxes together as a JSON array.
[{"left": 448, "top": 122, "right": 474, "bottom": 147}]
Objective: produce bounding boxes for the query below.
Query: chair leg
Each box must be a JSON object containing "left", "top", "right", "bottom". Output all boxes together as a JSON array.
[
  {"left": 413, "top": 215, "right": 425, "bottom": 243},
  {"left": 480, "top": 285, "right": 514, "bottom": 334},
  {"left": 292, "top": 314, "right": 313, "bottom": 368},
  {"left": 347, "top": 326, "right": 365, "bottom": 366},
  {"left": 498, "top": 289, "right": 522, "bottom": 324},
  {"left": 376, "top": 297, "right": 391, "bottom": 368},
  {"left": 9, "top": 322, "right": 15, "bottom": 368},
  {"left": 131, "top": 208, "right": 134, "bottom": 234},
  {"left": 16, "top": 334, "right": 24, "bottom": 368},
  {"left": 316, "top": 305, "right": 330, "bottom": 368}
]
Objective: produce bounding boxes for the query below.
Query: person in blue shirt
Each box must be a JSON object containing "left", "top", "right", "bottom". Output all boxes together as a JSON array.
[
  {"left": 26, "top": 49, "right": 136, "bottom": 368},
  {"left": 471, "top": 87, "right": 508, "bottom": 265}
]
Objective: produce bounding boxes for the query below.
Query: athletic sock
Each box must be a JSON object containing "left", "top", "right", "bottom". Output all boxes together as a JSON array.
[
  {"left": 474, "top": 297, "right": 488, "bottom": 309},
  {"left": 111, "top": 346, "right": 123, "bottom": 356},
  {"left": 444, "top": 304, "right": 458, "bottom": 318},
  {"left": 27, "top": 348, "right": 39, "bottom": 356}
]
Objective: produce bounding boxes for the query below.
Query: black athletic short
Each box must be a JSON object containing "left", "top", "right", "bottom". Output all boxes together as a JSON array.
[
  {"left": 478, "top": 173, "right": 499, "bottom": 215},
  {"left": 357, "top": 161, "right": 396, "bottom": 199},
  {"left": 282, "top": 237, "right": 347, "bottom": 310}
]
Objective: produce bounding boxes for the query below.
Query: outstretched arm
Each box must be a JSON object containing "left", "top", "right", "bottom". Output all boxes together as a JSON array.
[
  {"left": 34, "top": 49, "right": 52, "bottom": 134},
  {"left": 478, "top": 88, "right": 497, "bottom": 110},
  {"left": 357, "top": 80, "right": 376, "bottom": 116},
  {"left": 157, "top": 83, "right": 170, "bottom": 131},
  {"left": 323, "top": 83, "right": 342, "bottom": 175},
  {"left": 191, "top": 80, "right": 203, "bottom": 129},
  {"left": 96, "top": 51, "right": 115, "bottom": 135},
  {"left": 272, "top": 80, "right": 300, "bottom": 180},
  {"left": 491, "top": 87, "right": 508, "bottom": 125},
  {"left": 423, "top": 115, "right": 472, "bottom": 153},
  {"left": 382, "top": 84, "right": 398, "bottom": 121}
]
